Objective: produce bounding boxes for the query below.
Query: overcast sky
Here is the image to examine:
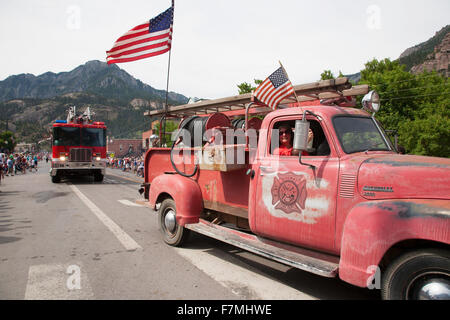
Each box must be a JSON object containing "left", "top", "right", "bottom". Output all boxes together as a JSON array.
[{"left": 1, "top": 0, "right": 449, "bottom": 99}]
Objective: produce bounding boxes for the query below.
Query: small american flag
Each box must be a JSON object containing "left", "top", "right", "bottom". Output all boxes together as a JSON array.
[
  {"left": 106, "top": 3, "right": 174, "bottom": 64},
  {"left": 252, "top": 67, "right": 295, "bottom": 109}
]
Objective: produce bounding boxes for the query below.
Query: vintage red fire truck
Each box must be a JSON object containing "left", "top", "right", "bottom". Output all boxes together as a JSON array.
[
  {"left": 50, "top": 106, "right": 107, "bottom": 183},
  {"left": 141, "top": 78, "right": 450, "bottom": 300}
]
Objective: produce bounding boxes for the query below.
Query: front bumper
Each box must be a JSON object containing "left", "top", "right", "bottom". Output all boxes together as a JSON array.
[{"left": 50, "top": 160, "right": 106, "bottom": 176}]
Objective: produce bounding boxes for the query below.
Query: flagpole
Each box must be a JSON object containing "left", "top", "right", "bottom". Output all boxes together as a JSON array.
[
  {"left": 161, "top": 0, "right": 175, "bottom": 146},
  {"left": 161, "top": 48, "right": 172, "bottom": 146}
]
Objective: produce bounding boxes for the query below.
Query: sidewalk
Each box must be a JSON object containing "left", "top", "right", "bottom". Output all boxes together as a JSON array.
[{"left": 106, "top": 167, "right": 144, "bottom": 183}]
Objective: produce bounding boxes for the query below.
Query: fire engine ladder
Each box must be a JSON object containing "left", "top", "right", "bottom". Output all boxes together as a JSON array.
[
  {"left": 186, "top": 219, "right": 340, "bottom": 278},
  {"left": 145, "top": 77, "right": 369, "bottom": 118}
]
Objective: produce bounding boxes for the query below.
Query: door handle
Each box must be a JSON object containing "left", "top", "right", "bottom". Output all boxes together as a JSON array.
[{"left": 259, "top": 166, "right": 275, "bottom": 176}]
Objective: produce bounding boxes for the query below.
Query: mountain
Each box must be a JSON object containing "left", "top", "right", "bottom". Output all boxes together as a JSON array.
[
  {"left": 0, "top": 60, "right": 189, "bottom": 145},
  {"left": 398, "top": 25, "right": 450, "bottom": 76},
  {"left": 343, "top": 26, "right": 449, "bottom": 85},
  {"left": 0, "top": 60, "right": 188, "bottom": 104}
]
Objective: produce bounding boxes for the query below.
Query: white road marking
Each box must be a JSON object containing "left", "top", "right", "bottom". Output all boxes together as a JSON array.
[
  {"left": 118, "top": 199, "right": 144, "bottom": 207},
  {"left": 174, "top": 247, "right": 315, "bottom": 300},
  {"left": 69, "top": 184, "right": 142, "bottom": 251},
  {"left": 25, "top": 263, "right": 94, "bottom": 300}
]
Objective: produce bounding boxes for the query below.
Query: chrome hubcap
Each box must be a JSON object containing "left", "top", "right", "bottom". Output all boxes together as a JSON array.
[
  {"left": 164, "top": 209, "right": 177, "bottom": 234},
  {"left": 408, "top": 272, "right": 450, "bottom": 300},
  {"left": 416, "top": 278, "right": 450, "bottom": 300}
]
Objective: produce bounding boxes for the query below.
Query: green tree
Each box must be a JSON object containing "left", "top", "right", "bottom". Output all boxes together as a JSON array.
[
  {"left": 237, "top": 79, "right": 263, "bottom": 94},
  {"left": 320, "top": 70, "right": 335, "bottom": 80},
  {"left": 359, "top": 58, "right": 449, "bottom": 157},
  {"left": 0, "top": 131, "right": 17, "bottom": 152}
]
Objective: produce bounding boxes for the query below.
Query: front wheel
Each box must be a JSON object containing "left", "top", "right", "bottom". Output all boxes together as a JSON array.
[
  {"left": 382, "top": 248, "right": 450, "bottom": 300},
  {"left": 94, "top": 173, "right": 104, "bottom": 182},
  {"left": 158, "top": 198, "right": 190, "bottom": 247}
]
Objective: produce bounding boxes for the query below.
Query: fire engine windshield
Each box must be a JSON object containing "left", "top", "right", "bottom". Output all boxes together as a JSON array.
[
  {"left": 53, "top": 127, "right": 81, "bottom": 146},
  {"left": 81, "top": 128, "right": 106, "bottom": 147},
  {"left": 333, "top": 116, "right": 391, "bottom": 154}
]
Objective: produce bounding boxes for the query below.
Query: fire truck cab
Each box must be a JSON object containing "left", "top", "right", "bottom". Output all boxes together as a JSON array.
[{"left": 50, "top": 107, "right": 107, "bottom": 183}]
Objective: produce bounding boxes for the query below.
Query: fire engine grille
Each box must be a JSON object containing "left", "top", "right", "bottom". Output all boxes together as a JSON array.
[{"left": 69, "top": 148, "right": 92, "bottom": 162}]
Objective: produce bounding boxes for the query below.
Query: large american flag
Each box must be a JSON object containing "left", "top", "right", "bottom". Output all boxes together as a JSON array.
[
  {"left": 106, "top": 4, "right": 174, "bottom": 64},
  {"left": 252, "top": 67, "right": 295, "bottom": 109}
]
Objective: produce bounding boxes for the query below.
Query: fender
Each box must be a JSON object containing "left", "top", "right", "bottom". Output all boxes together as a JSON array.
[
  {"left": 339, "top": 199, "right": 450, "bottom": 288},
  {"left": 149, "top": 174, "right": 203, "bottom": 226}
]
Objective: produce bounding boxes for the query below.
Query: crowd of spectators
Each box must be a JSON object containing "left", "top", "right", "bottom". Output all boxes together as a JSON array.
[
  {"left": 0, "top": 152, "right": 49, "bottom": 185},
  {"left": 107, "top": 156, "right": 145, "bottom": 177}
]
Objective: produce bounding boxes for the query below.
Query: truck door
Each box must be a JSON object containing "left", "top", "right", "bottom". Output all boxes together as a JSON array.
[{"left": 252, "top": 117, "right": 339, "bottom": 253}]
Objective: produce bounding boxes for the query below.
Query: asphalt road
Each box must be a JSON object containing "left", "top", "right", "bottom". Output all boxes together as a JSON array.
[{"left": 0, "top": 161, "right": 380, "bottom": 300}]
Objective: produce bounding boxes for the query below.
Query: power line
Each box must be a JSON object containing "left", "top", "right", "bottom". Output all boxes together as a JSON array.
[
  {"left": 380, "top": 92, "right": 450, "bottom": 101},
  {"left": 377, "top": 83, "right": 450, "bottom": 95},
  {"left": 367, "top": 73, "right": 446, "bottom": 87}
]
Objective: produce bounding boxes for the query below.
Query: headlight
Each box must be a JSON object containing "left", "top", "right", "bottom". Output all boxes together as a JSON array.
[
  {"left": 60, "top": 156, "right": 66, "bottom": 161},
  {"left": 96, "top": 157, "right": 101, "bottom": 161}
]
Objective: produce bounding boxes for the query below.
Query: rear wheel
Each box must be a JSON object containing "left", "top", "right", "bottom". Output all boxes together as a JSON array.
[
  {"left": 51, "top": 175, "right": 61, "bottom": 183},
  {"left": 382, "top": 248, "right": 450, "bottom": 300},
  {"left": 158, "top": 198, "right": 190, "bottom": 247}
]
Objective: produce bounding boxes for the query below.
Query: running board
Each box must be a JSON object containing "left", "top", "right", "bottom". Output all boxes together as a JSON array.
[{"left": 185, "top": 219, "right": 339, "bottom": 278}]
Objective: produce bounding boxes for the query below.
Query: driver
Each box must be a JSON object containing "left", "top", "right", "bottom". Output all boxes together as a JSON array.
[{"left": 273, "top": 124, "right": 313, "bottom": 156}]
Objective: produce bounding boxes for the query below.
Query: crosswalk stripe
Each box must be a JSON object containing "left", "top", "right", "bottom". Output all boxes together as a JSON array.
[
  {"left": 118, "top": 199, "right": 144, "bottom": 207},
  {"left": 174, "top": 247, "right": 315, "bottom": 300}
]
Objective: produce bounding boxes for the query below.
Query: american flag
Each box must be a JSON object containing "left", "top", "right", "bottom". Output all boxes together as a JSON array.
[
  {"left": 252, "top": 67, "right": 295, "bottom": 109},
  {"left": 106, "top": 4, "right": 174, "bottom": 64}
]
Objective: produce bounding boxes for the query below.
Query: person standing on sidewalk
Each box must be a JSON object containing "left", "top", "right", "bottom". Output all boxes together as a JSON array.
[{"left": 7, "top": 155, "right": 14, "bottom": 176}]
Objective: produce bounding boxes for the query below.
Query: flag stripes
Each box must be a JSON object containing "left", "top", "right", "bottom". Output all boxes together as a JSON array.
[
  {"left": 252, "top": 67, "right": 295, "bottom": 109},
  {"left": 106, "top": 6, "right": 173, "bottom": 64}
]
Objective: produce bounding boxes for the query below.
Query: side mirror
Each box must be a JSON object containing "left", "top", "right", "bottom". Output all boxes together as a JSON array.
[
  {"left": 362, "top": 90, "right": 380, "bottom": 114},
  {"left": 293, "top": 119, "right": 310, "bottom": 151}
]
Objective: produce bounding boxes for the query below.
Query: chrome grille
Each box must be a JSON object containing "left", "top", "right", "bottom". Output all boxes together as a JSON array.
[{"left": 69, "top": 148, "right": 92, "bottom": 162}]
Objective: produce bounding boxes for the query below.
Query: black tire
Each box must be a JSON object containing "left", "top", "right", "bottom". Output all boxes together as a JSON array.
[
  {"left": 381, "top": 248, "right": 450, "bottom": 300},
  {"left": 94, "top": 173, "right": 104, "bottom": 182},
  {"left": 51, "top": 175, "right": 61, "bottom": 183},
  {"left": 158, "top": 198, "right": 190, "bottom": 247}
]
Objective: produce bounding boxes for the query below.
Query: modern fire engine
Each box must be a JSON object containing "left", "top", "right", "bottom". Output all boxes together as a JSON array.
[
  {"left": 140, "top": 77, "right": 450, "bottom": 300},
  {"left": 50, "top": 106, "right": 107, "bottom": 183}
]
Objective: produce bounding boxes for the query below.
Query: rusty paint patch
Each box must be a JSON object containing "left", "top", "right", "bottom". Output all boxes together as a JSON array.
[
  {"left": 356, "top": 201, "right": 450, "bottom": 219},
  {"left": 364, "top": 158, "right": 450, "bottom": 169}
]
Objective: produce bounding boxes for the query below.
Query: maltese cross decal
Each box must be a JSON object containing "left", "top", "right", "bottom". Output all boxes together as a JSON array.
[{"left": 271, "top": 172, "right": 307, "bottom": 214}]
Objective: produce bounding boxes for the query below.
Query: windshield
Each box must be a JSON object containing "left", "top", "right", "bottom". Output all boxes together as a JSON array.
[
  {"left": 81, "top": 128, "right": 106, "bottom": 147},
  {"left": 333, "top": 116, "right": 390, "bottom": 154},
  {"left": 53, "top": 127, "right": 80, "bottom": 146}
]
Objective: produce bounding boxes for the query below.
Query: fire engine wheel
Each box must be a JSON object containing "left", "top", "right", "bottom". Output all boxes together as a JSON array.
[
  {"left": 51, "top": 175, "right": 61, "bottom": 183},
  {"left": 158, "top": 198, "right": 190, "bottom": 247},
  {"left": 94, "top": 173, "right": 104, "bottom": 182},
  {"left": 381, "top": 248, "right": 450, "bottom": 300}
]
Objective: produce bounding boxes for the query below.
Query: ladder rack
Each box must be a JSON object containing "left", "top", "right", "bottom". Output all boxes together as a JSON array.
[{"left": 145, "top": 77, "right": 369, "bottom": 118}]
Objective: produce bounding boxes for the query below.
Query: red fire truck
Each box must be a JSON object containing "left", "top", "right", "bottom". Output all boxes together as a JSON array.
[
  {"left": 50, "top": 106, "right": 107, "bottom": 183},
  {"left": 141, "top": 78, "right": 450, "bottom": 300}
]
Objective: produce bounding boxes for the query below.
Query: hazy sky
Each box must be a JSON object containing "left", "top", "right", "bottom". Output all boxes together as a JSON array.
[{"left": 1, "top": 0, "right": 449, "bottom": 99}]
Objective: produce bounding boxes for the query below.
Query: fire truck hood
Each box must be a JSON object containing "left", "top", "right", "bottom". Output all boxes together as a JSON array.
[{"left": 358, "top": 154, "right": 450, "bottom": 200}]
